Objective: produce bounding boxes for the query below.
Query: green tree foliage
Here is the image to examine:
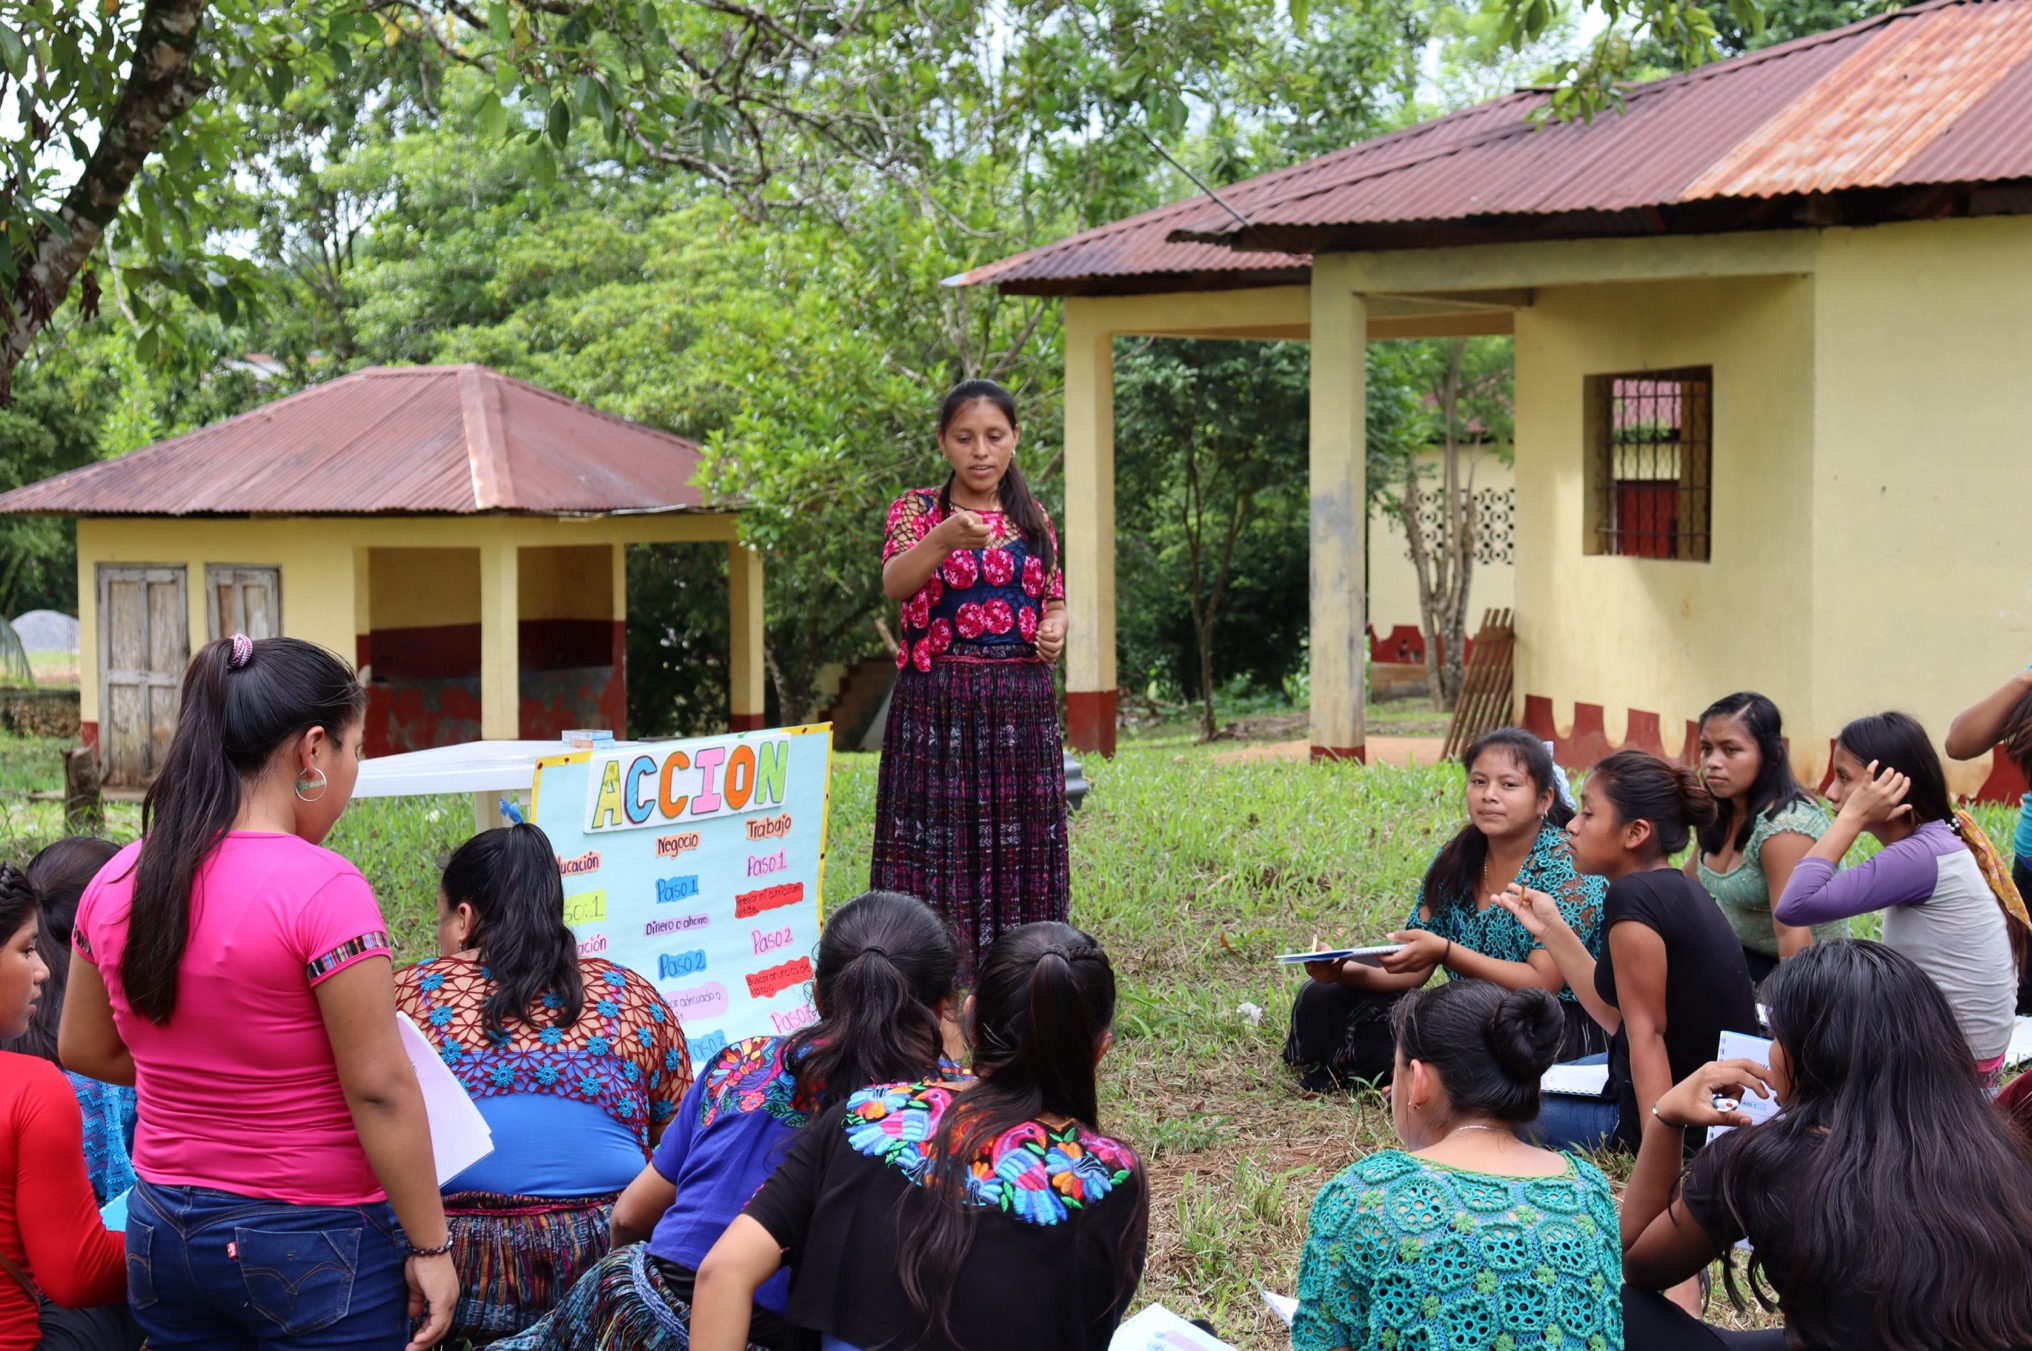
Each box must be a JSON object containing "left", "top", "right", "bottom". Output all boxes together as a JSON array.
[
  {"left": 0, "top": 0, "right": 1771, "bottom": 727},
  {"left": 1115, "top": 339, "right": 1311, "bottom": 736}
]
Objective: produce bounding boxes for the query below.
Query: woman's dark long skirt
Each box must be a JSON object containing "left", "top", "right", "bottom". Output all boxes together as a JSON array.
[{"left": 872, "top": 655, "right": 1071, "bottom": 974}]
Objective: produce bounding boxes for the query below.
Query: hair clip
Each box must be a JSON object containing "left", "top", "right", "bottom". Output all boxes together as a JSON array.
[{"left": 228, "top": 634, "right": 254, "bottom": 670}]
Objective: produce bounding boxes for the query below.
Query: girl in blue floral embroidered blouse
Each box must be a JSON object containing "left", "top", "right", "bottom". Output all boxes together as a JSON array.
[
  {"left": 1287, "top": 731, "right": 1609, "bottom": 1090},
  {"left": 1294, "top": 980, "right": 1624, "bottom": 1351}
]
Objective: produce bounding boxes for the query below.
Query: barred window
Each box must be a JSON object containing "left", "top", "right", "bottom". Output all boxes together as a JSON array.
[{"left": 1584, "top": 368, "right": 1711, "bottom": 561}]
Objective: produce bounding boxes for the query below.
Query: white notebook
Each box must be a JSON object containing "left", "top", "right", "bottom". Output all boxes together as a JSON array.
[{"left": 1539, "top": 1061, "right": 1610, "bottom": 1098}]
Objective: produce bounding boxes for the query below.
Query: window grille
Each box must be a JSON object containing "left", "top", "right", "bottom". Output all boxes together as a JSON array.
[{"left": 1584, "top": 368, "right": 1711, "bottom": 561}]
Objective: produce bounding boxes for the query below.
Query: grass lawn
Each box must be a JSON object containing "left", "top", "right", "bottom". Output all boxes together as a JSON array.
[{"left": 2, "top": 725, "right": 2013, "bottom": 1348}]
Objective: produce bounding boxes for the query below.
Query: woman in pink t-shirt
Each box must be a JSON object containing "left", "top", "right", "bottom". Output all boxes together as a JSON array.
[{"left": 60, "top": 635, "right": 456, "bottom": 1351}]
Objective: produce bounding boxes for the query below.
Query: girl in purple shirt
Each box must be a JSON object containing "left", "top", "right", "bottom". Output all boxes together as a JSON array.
[{"left": 1775, "top": 712, "right": 2025, "bottom": 1075}]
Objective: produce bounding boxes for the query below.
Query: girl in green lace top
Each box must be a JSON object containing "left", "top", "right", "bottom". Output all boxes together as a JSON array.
[
  {"left": 1294, "top": 980, "right": 1624, "bottom": 1351},
  {"left": 1689, "top": 693, "right": 1845, "bottom": 983}
]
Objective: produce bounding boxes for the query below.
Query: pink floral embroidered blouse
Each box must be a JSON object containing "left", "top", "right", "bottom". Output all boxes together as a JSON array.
[{"left": 883, "top": 489, "right": 1065, "bottom": 672}]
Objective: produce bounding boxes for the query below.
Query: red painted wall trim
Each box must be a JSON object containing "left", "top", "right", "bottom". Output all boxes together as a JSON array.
[
  {"left": 80, "top": 721, "right": 98, "bottom": 752},
  {"left": 1311, "top": 744, "right": 1366, "bottom": 763},
  {"left": 1066, "top": 690, "right": 1117, "bottom": 758},
  {"left": 1968, "top": 742, "right": 2029, "bottom": 803},
  {"left": 730, "top": 712, "right": 767, "bottom": 733},
  {"left": 1522, "top": 694, "right": 1692, "bottom": 770}
]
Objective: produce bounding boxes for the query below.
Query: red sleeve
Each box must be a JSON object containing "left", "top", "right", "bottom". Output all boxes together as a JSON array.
[
  {"left": 292, "top": 867, "right": 393, "bottom": 987},
  {"left": 883, "top": 492, "right": 938, "bottom": 565},
  {"left": 14, "top": 1066, "right": 124, "bottom": 1307}
]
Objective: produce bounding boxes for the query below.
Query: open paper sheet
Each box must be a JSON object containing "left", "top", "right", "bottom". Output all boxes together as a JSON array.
[
  {"left": 1261, "top": 1290, "right": 1299, "bottom": 1327},
  {"left": 2007, "top": 1015, "right": 2032, "bottom": 1069},
  {"left": 1707, "top": 1030, "right": 1781, "bottom": 1138},
  {"left": 398, "top": 1012, "right": 496, "bottom": 1185},
  {"left": 1110, "top": 1305, "right": 1239, "bottom": 1351}
]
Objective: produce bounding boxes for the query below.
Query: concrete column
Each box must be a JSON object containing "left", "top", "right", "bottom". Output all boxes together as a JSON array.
[
  {"left": 1062, "top": 299, "right": 1118, "bottom": 756},
  {"left": 1310, "top": 257, "right": 1368, "bottom": 761},
  {"left": 729, "top": 540, "right": 766, "bottom": 731},
  {"left": 479, "top": 536, "right": 521, "bottom": 739},
  {"left": 611, "top": 542, "right": 629, "bottom": 739},
  {"left": 351, "top": 548, "right": 373, "bottom": 676}
]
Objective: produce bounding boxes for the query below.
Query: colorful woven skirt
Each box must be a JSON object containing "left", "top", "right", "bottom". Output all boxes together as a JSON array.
[
  {"left": 443, "top": 1190, "right": 616, "bottom": 1343},
  {"left": 486, "top": 1243, "right": 782, "bottom": 1350},
  {"left": 872, "top": 651, "right": 1071, "bottom": 974}
]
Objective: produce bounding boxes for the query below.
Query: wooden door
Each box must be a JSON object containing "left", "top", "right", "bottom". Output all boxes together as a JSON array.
[
  {"left": 99, "top": 565, "right": 189, "bottom": 786},
  {"left": 207, "top": 566, "right": 281, "bottom": 642}
]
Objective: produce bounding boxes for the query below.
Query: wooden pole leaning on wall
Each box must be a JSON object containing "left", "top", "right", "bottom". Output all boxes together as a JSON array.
[
  {"left": 1442, "top": 608, "right": 1515, "bottom": 761},
  {"left": 64, "top": 746, "right": 103, "bottom": 834}
]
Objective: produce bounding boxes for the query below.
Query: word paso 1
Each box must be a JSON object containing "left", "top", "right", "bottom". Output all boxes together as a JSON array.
[{"left": 585, "top": 736, "right": 793, "bottom": 834}]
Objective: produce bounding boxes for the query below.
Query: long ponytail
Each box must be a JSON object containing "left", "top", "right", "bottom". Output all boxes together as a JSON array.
[
  {"left": 441, "top": 823, "right": 584, "bottom": 1038},
  {"left": 125, "top": 637, "right": 366, "bottom": 1024},
  {"left": 780, "top": 890, "right": 957, "bottom": 1113},
  {"left": 898, "top": 922, "right": 1139, "bottom": 1344},
  {"left": 935, "top": 378, "right": 1055, "bottom": 576}
]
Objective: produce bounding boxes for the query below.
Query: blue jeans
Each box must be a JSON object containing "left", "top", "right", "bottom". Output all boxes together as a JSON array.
[
  {"left": 126, "top": 1180, "right": 411, "bottom": 1351},
  {"left": 1528, "top": 1052, "right": 1624, "bottom": 1153}
]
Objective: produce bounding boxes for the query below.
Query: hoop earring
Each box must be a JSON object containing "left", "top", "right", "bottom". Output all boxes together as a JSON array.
[{"left": 295, "top": 767, "right": 329, "bottom": 803}]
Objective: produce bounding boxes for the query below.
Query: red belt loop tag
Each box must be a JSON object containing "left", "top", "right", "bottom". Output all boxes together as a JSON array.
[{"left": 227, "top": 1240, "right": 239, "bottom": 1260}]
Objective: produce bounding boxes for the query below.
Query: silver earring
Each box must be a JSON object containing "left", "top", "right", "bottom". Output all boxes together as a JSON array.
[{"left": 295, "top": 767, "right": 329, "bottom": 803}]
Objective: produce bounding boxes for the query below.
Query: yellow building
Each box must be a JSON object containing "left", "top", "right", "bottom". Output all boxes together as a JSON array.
[
  {"left": 0, "top": 365, "right": 764, "bottom": 784},
  {"left": 956, "top": 0, "right": 2032, "bottom": 797}
]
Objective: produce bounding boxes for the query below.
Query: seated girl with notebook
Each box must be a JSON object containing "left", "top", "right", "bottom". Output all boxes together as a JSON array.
[{"left": 1284, "top": 728, "right": 1609, "bottom": 1090}]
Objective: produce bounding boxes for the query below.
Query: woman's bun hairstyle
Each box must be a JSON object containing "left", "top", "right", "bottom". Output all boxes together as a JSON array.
[
  {"left": 1591, "top": 749, "right": 1717, "bottom": 855},
  {"left": 1392, "top": 979, "right": 1563, "bottom": 1123},
  {"left": 1487, "top": 987, "right": 1566, "bottom": 1083}
]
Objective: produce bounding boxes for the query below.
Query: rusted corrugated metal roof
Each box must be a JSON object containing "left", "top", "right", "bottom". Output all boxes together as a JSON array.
[
  {"left": 961, "top": 0, "right": 2032, "bottom": 292},
  {"left": 948, "top": 95, "right": 1536, "bottom": 291},
  {"left": 0, "top": 365, "right": 714, "bottom": 518}
]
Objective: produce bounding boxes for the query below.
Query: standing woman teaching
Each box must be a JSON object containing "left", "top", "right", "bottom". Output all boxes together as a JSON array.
[
  {"left": 875, "top": 379, "right": 1070, "bottom": 972},
  {"left": 59, "top": 636, "right": 456, "bottom": 1351}
]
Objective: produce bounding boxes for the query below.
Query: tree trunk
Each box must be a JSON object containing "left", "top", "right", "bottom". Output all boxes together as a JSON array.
[
  {"left": 1400, "top": 342, "right": 1479, "bottom": 711},
  {"left": 3, "top": 0, "right": 212, "bottom": 398}
]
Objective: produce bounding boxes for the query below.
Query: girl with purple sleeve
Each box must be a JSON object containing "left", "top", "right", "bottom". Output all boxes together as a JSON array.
[{"left": 1775, "top": 713, "right": 2026, "bottom": 1073}]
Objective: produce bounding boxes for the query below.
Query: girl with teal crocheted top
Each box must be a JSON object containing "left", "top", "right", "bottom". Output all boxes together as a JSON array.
[
  {"left": 1689, "top": 693, "right": 1844, "bottom": 984},
  {"left": 1294, "top": 979, "right": 1623, "bottom": 1351}
]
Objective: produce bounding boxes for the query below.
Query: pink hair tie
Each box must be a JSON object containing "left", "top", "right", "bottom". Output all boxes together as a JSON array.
[{"left": 228, "top": 634, "right": 254, "bottom": 670}]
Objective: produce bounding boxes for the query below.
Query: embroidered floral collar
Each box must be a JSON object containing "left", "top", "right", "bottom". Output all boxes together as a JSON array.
[
  {"left": 842, "top": 1080, "right": 1140, "bottom": 1226},
  {"left": 699, "top": 1035, "right": 808, "bottom": 1130}
]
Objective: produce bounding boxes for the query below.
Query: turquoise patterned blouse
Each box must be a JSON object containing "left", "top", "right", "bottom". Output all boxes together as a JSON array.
[
  {"left": 1404, "top": 824, "right": 1608, "bottom": 1004},
  {"left": 1293, "top": 1150, "right": 1624, "bottom": 1351}
]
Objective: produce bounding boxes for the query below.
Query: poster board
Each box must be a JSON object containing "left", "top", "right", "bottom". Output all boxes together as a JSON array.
[{"left": 531, "top": 725, "right": 833, "bottom": 1071}]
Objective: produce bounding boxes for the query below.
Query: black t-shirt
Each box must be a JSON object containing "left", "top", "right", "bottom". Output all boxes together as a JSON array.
[
  {"left": 1680, "top": 1129, "right": 1880, "bottom": 1351},
  {"left": 1595, "top": 869, "right": 1759, "bottom": 1144},
  {"left": 742, "top": 1079, "right": 1149, "bottom": 1351}
]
